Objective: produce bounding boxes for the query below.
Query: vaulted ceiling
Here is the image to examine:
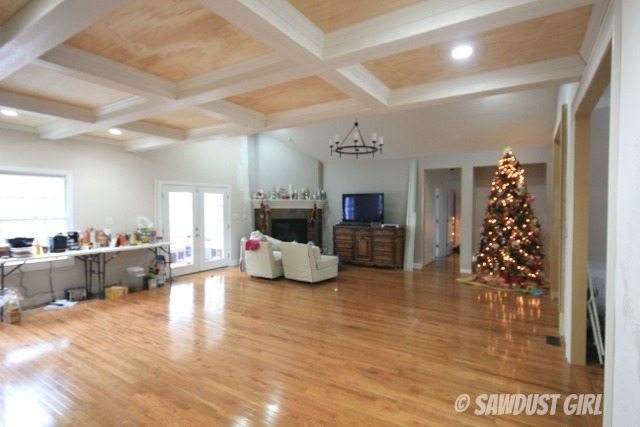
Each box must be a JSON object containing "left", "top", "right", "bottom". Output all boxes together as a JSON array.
[{"left": 0, "top": 0, "right": 604, "bottom": 152}]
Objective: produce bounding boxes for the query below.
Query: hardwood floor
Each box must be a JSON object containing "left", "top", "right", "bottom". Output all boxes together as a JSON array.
[{"left": 0, "top": 257, "right": 603, "bottom": 426}]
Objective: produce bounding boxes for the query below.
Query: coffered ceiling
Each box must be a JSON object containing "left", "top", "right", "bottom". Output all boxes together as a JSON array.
[{"left": 0, "top": 0, "right": 606, "bottom": 152}]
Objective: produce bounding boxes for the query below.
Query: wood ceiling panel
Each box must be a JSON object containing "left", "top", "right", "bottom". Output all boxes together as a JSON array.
[
  {"left": 225, "top": 76, "right": 349, "bottom": 114},
  {"left": 288, "top": 0, "right": 420, "bottom": 33},
  {"left": 364, "top": 6, "right": 593, "bottom": 90},
  {"left": 65, "top": 0, "right": 272, "bottom": 82},
  {"left": 0, "top": 0, "right": 29, "bottom": 24},
  {"left": 0, "top": 65, "right": 133, "bottom": 109},
  {"left": 144, "top": 110, "right": 223, "bottom": 130}
]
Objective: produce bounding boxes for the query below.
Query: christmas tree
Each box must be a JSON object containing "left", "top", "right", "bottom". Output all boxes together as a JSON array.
[{"left": 474, "top": 147, "right": 545, "bottom": 288}]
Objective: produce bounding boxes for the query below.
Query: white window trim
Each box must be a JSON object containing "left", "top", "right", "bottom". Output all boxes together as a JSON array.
[{"left": 0, "top": 165, "right": 74, "bottom": 271}]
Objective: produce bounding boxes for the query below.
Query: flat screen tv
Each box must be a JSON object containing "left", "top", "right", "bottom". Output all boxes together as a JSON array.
[{"left": 342, "top": 193, "right": 384, "bottom": 224}]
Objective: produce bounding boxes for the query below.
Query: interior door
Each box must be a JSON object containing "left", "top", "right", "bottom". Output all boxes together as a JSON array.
[{"left": 161, "top": 183, "right": 230, "bottom": 276}]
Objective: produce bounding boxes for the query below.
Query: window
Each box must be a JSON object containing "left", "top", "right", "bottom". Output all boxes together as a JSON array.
[{"left": 0, "top": 167, "right": 73, "bottom": 245}]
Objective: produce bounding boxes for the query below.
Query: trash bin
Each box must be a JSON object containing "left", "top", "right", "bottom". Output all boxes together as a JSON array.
[{"left": 126, "top": 266, "right": 146, "bottom": 291}]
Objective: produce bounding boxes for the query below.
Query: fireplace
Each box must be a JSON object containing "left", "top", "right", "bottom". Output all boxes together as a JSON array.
[
  {"left": 272, "top": 218, "right": 308, "bottom": 243},
  {"left": 253, "top": 200, "right": 324, "bottom": 247}
]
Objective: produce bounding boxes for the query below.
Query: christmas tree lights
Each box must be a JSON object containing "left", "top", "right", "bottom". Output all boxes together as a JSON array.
[{"left": 473, "top": 147, "right": 545, "bottom": 288}]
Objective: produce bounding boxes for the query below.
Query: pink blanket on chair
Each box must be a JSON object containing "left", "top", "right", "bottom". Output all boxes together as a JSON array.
[{"left": 245, "top": 239, "right": 261, "bottom": 251}]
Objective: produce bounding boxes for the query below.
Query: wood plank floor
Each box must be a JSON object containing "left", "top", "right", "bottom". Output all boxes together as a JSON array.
[{"left": 0, "top": 257, "right": 603, "bottom": 426}]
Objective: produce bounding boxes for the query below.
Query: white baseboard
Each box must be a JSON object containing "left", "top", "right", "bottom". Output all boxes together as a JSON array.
[
  {"left": 229, "top": 258, "right": 240, "bottom": 266},
  {"left": 413, "top": 262, "right": 423, "bottom": 270},
  {"left": 460, "top": 268, "right": 472, "bottom": 274}
]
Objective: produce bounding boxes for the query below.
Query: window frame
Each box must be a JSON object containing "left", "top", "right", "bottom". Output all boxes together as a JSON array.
[{"left": 0, "top": 166, "right": 74, "bottom": 271}]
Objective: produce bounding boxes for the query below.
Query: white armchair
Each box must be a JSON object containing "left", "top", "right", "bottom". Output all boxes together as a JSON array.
[
  {"left": 243, "top": 240, "right": 283, "bottom": 279},
  {"left": 281, "top": 242, "right": 338, "bottom": 283}
]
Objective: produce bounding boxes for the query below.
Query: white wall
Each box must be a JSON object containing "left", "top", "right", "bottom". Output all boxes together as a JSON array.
[
  {"left": 0, "top": 129, "right": 252, "bottom": 308},
  {"left": 609, "top": 0, "right": 640, "bottom": 422},
  {"left": 472, "top": 163, "right": 548, "bottom": 272},
  {"left": 254, "top": 134, "right": 321, "bottom": 195},
  {"left": 589, "top": 107, "right": 610, "bottom": 265},
  {"left": 589, "top": 106, "right": 610, "bottom": 313},
  {"left": 417, "top": 147, "right": 551, "bottom": 273},
  {"left": 323, "top": 158, "right": 411, "bottom": 253},
  {"left": 556, "top": 82, "right": 579, "bottom": 358},
  {"left": 321, "top": 147, "right": 550, "bottom": 268}
]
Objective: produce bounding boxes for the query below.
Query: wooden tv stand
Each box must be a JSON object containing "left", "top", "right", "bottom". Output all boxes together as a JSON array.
[{"left": 333, "top": 225, "right": 404, "bottom": 269}]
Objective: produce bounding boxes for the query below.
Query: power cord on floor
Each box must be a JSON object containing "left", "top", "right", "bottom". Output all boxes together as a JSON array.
[{"left": 16, "top": 263, "right": 58, "bottom": 301}]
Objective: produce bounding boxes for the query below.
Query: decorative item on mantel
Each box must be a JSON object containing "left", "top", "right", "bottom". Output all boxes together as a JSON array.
[
  {"left": 253, "top": 187, "right": 326, "bottom": 201},
  {"left": 330, "top": 118, "right": 383, "bottom": 158},
  {"left": 309, "top": 203, "right": 318, "bottom": 229},
  {"left": 258, "top": 201, "right": 271, "bottom": 235}
]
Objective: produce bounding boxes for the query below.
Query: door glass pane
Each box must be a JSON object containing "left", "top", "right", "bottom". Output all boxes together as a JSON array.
[
  {"left": 203, "top": 193, "right": 224, "bottom": 262},
  {"left": 168, "top": 191, "right": 194, "bottom": 268}
]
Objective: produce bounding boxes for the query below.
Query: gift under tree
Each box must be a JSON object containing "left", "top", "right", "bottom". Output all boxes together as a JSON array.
[{"left": 474, "top": 147, "right": 545, "bottom": 288}]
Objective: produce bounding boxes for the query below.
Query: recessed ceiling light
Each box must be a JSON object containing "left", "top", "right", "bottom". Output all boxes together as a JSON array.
[
  {"left": 1, "top": 109, "right": 19, "bottom": 117},
  {"left": 451, "top": 45, "right": 474, "bottom": 60},
  {"left": 108, "top": 128, "right": 123, "bottom": 136}
]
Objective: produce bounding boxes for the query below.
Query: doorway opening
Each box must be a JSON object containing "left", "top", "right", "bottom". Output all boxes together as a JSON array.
[
  {"left": 423, "top": 168, "right": 461, "bottom": 266},
  {"left": 585, "top": 87, "right": 609, "bottom": 366}
]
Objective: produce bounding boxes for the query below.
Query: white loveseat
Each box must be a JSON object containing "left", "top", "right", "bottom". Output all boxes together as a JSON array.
[{"left": 280, "top": 242, "right": 338, "bottom": 283}]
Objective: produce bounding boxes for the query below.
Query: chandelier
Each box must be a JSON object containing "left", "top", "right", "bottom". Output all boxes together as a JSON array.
[{"left": 330, "top": 119, "right": 383, "bottom": 158}]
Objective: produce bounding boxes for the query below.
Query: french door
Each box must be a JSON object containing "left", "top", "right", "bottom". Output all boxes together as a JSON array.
[{"left": 159, "top": 183, "right": 230, "bottom": 276}]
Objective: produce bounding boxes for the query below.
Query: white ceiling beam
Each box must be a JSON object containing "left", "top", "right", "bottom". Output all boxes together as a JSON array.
[
  {"left": 573, "top": 0, "right": 613, "bottom": 114},
  {"left": 33, "top": 45, "right": 176, "bottom": 100},
  {"left": 124, "top": 137, "right": 180, "bottom": 153},
  {"left": 118, "top": 121, "right": 186, "bottom": 141},
  {"left": 264, "top": 99, "right": 368, "bottom": 130},
  {"left": 39, "top": 100, "right": 179, "bottom": 140},
  {"left": 580, "top": 0, "right": 610, "bottom": 61},
  {"left": 0, "top": 89, "right": 95, "bottom": 122},
  {"left": 199, "top": 0, "right": 390, "bottom": 109},
  {"left": 195, "top": 101, "right": 265, "bottom": 129},
  {"left": 177, "top": 54, "right": 306, "bottom": 103},
  {"left": 34, "top": 51, "right": 300, "bottom": 140},
  {"left": 96, "top": 96, "right": 149, "bottom": 117},
  {"left": 323, "top": 0, "right": 598, "bottom": 67},
  {"left": 388, "top": 55, "right": 585, "bottom": 109},
  {"left": 199, "top": 0, "right": 323, "bottom": 62},
  {"left": 186, "top": 123, "right": 250, "bottom": 142},
  {"left": 0, "top": 0, "right": 132, "bottom": 80},
  {"left": 33, "top": 55, "right": 291, "bottom": 139},
  {"left": 318, "top": 66, "right": 389, "bottom": 107}
]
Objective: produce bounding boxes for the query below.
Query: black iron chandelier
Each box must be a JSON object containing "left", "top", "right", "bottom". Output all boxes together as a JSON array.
[{"left": 330, "top": 119, "right": 383, "bottom": 158}]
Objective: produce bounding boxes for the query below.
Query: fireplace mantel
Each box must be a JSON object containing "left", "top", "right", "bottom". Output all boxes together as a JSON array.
[{"left": 251, "top": 199, "right": 327, "bottom": 209}]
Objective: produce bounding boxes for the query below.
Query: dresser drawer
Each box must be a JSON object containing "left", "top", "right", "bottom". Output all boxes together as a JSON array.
[
  {"left": 372, "top": 252, "right": 394, "bottom": 264},
  {"left": 372, "top": 228, "right": 397, "bottom": 237},
  {"left": 372, "top": 242, "right": 394, "bottom": 252},
  {"left": 335, "top": 248, "right": 354, "bottom": 258},
  {"left": 372, "top": 235, "right": 395, "bottom": 244},
  {"left": 335, "top": 240, "right": 354, "bottom": 250},
  {"left": 334, "top": 228, "right": 355, "bottom": 237}
]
